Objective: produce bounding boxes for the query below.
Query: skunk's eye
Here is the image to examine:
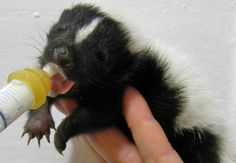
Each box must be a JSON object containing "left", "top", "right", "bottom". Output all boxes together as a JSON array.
[
  {"left": 97, "top": 50, "right": 109, "bottom": 62},
  {"left": 57, "top": 25, "right": 67, "bottom": 32}
]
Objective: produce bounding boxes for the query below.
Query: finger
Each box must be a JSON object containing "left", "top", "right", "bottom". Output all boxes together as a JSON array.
[
  {"left": 86, "top": 128, "right": 142, "bottom": 163},
  {"left": 123, "top": 87, "right": 183, "bottom": 163}
]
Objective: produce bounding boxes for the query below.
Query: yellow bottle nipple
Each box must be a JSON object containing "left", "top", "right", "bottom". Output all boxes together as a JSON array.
[{"left": 7, "top": 68, "right": 51, "bottom": 110}]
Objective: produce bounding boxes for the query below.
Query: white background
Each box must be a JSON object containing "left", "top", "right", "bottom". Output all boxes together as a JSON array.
[{"left": 0, "top": 0, "right": 235, "bottom": 163}]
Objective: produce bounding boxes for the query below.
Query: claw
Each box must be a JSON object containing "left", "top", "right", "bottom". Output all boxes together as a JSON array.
[
  {"left": 36, "top": 136, "right": 42, "bottom": 147},
  {"left": 52, "top": 125, "right": 56, "bottom": 131},
  {"left": 27, "top": 135, "right": 34, "bottom": 146},
  {"left": 45, "top": 133, "right": 50, "bottom": 143},
  {"left": 58, "top": 149, "right": 64, "bottom": 156},
  {"left": 27, "top": 139, "right": 31, "bottom": 146},
  {"left": 21, "top": 129, "right": 27, "bottom": 138},
  {"left": 54, "top": 135, "right": 66, "bottom": 156}
]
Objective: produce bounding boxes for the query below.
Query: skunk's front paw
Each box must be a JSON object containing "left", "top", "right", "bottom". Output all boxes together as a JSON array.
[
  {"left": 54, "top": 124, "right": 67, "bottom": 155},
  {"left": 22, "top": 110, "right": 55, "bottom": 147}
]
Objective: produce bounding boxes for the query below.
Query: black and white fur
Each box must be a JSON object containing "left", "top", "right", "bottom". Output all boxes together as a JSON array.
[{"left": 23, "top": 4, "right": 233, "bottom": 163}]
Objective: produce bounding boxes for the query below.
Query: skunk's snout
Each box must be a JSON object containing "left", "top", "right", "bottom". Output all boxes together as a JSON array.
[
  {"left": 53, "top": 47, "right": 69, "bottom": 59},
  {"left": 53, "top": 47, "right": 73, "bottom": 68}
]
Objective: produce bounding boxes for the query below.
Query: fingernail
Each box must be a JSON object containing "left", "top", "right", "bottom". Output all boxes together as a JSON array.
[{"left": 123, "top": 87, "right": 141, "bottom": 110}]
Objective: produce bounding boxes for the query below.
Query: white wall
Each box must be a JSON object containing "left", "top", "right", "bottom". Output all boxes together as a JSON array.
[{"left": 0, "top": 0, "right": 235, "bottom": 163}]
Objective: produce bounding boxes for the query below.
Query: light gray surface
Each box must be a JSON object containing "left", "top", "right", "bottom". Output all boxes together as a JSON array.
[{"left": 0, "top": 0, "right": 235, "bottom": 163}]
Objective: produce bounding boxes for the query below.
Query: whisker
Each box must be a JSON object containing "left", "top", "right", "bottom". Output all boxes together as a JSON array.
[
  {"left": 33, "top": 26, "right": 47, "bottom": 45},
  {"left": 37, "top": 26, "right": 48, "bottom": 36},
  {"left": 94, "top": 80, "right": 113, "bottom": 88},
  {"left": 87, "top": 77, "right": 114, "bottom": 88},
  {"left": 25, "top": 42, "right": 43, "bottom": 54},
  {"left": 28, "top": 36, "right": 45, "bottom": 49},
  {"left": 86, "top": 79, "right": 106, "bottom": 89},
  {"left": 84, "top": 75, "right": 115, "bottom": 89}
]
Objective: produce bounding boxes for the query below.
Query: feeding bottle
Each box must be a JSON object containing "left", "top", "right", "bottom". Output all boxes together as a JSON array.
[{"left": 0, "top": 64, "right": 57, "bottom": 133}]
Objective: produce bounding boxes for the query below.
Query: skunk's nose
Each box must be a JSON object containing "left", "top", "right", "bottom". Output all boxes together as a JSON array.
[
  {"left": 53, "top": 47, "right": 69, "bottom": 58},
  {"left": 53, "top": 47, "right": 72, "bottom": 67}
]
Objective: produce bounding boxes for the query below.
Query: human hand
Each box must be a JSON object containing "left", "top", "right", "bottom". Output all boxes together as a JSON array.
[
  {"left": 54, "top": 87, "right": 183, "bottom": 162},
  {"left": 85, "top": 87, "right": 183, "bottom": 163}
]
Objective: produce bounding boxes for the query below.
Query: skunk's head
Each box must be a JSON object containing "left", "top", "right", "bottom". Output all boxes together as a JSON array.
[{"left": 40, "top": 4, "right": 130, "bottom": 88}]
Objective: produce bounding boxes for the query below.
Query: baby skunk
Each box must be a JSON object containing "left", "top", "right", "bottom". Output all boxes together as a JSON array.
[{"left": 23, "top": 4, "right": 232, "bottom": 163}]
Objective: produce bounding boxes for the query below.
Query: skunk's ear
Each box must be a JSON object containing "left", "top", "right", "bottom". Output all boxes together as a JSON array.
[{"left": 59, "top": 9, "right": 71, "bottom": 21}]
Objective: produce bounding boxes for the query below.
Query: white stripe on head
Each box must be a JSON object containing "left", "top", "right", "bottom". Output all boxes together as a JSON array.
[{"left": 75, "top": 17, "right": 102, "bottom": 44}]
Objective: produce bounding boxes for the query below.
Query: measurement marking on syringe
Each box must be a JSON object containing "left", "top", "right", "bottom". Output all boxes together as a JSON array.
[
  {"left": 7, "top": 88, "right": 24, "bottom": 110},
  {"left": 0, "top": 91, "right": 22, "bottom": 110},
  {"left": 5, "top": 89, "right": 23, "bottom": 110}
]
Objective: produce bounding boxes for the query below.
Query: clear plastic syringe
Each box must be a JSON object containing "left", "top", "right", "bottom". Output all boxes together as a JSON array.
[{"left": 0, "top": 63, "right": 57, "bottom": 133}]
